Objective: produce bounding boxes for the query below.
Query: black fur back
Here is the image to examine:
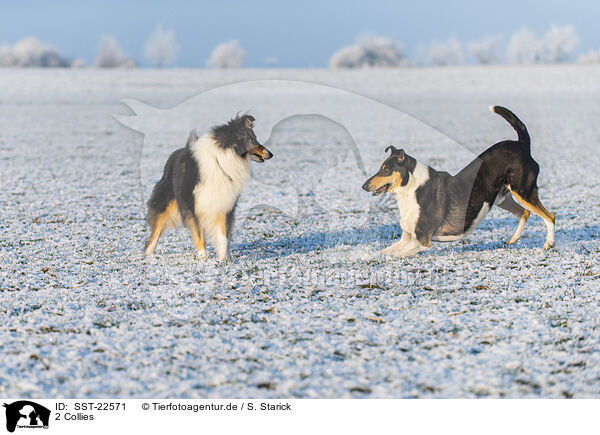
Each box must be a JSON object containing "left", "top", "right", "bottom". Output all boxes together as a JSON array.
[{"left": 147, "top": 146, "right": 200, "bottom": 221}]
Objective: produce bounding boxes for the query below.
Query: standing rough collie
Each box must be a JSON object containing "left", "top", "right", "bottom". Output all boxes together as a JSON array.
[
  {"left": 362, "top": 106, "right": 555, "bottom": 257},
  {"left": 144, "top": 115, "right": 273, "bottom": 261}
]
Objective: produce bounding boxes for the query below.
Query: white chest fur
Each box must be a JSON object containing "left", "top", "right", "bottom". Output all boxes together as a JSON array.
[
  {"left": 393, "top": 162, "right": 429, "bottom": 236},
  {"left": 190, "top": 135, "right": 251, "bottom": 217}
]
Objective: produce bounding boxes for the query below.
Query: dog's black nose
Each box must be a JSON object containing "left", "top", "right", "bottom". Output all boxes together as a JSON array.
[
  {"left": 264, "top": 148, "right": 273, "bottom": 160},
  {"left": 362, "top": 179, "right": 371, "bottom": 191}
]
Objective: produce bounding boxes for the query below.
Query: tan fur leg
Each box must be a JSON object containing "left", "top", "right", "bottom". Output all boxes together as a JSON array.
[
  {"left": 511, "top": 191, "right": 555, "bottom": 249},
  {"left": 497, "top": 195, "right": 530, "bottom": 244},
  {"left": 185, "top": 217, "right": 207, "bottom": 259},
  {"left": 199, "top": 228, "right": 205, "bottom": 254},
  {"left": 145, "top": 200, "right": 178, "bottom": 255}
]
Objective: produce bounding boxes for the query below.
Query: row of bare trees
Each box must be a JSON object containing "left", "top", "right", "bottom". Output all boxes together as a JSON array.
[
  {"left": 2, "top": 24, "right": 596, "bottom": 69},
  {"left": 1, "top": 26, "right": 243, "bottom": 69},
  {"left": 330, "top": 25, "right": 588, "bottom": 68}
]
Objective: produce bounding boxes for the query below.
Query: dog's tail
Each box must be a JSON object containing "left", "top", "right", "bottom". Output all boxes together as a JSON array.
[
  {"left": 490, "top": 106, "right": 530, "bottom": 148},
  {"left": 185, "top": 129, "right": 199, "bottom": 148}
]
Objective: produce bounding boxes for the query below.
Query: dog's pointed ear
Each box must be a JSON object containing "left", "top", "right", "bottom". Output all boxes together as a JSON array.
[
  {"left": 385, "top": 145, "right": 405, "bottom": 161},
  {"left": 243, "top": 115, "right": 255, "bottom": 129},
  {"left": 385, "top": 145, "right": 398, "bottom": 154}
]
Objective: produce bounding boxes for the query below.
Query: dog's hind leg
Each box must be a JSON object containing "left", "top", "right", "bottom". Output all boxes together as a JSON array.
[
  {"left": 145, "top": 200, "right": 178, "bottom": 255},
  {"left": 497, "top": 195, "right": 530, "bottom": 244},
  {"left": 185, "top": 216, "right": 207, "bottom": 259},
  {"left": 511, "top": 190, "right": 555, "bottom": 250}
]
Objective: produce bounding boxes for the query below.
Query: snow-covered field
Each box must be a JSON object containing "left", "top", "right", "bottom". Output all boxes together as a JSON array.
[{"left": 1, "top": 66, "right": 599, "bottom": 398}]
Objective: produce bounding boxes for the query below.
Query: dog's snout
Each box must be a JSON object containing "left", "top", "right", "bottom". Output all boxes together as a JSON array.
[
  {"left": 263, "top": 147, "right": 273, "bottom": 160},
  {"left": 362, "top": 179, "right": 372, "bottom": 191}
]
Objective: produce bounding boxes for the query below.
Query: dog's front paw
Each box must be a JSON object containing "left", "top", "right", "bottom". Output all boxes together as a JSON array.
[
  {"left": 396, "top": 251, "right": 414, "bottom": 258},
  {"left": 144, "top": 246, "right": 156, "bottom": 256},
  {"left": 543, "top": 240, "right": 555, "bottom": 250},
  {"left": 217, "top": 253, "right": 231, "bottom": 263},
  {"left": 379, "top": 247, "right": 406, "bottom": 258},
  {"left": 196, "top": 249, "right": 208, "bottom": 260},
  {"left": 379, "top": 247, "right": 397, "bottom": 256}
]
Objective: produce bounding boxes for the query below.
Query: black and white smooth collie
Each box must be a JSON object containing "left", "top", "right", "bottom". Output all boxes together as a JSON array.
[
  {"left": 144, "top": 115, "right": 273, "bottom": 261},
  {"left": 362, "top": 106, "right": 555, "bottom": 257}
]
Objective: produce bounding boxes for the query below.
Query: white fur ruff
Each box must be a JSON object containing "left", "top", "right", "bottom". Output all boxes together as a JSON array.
[
  {"left": 191, "top": 134, "right": 250, "bottom": 217},
  {"left": 190, "top": 134, "right": 251, "bottom": 259},
  {"left": 392, "top": 161, "right": 429, "bottom": 237},
  {"left": 381, "top": 161, "right": 430, "bottom": 257}
]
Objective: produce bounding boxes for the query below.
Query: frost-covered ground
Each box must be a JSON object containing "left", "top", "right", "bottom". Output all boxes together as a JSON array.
[{"left": 1, "top": 66, "right": 599, "bottom": 398}]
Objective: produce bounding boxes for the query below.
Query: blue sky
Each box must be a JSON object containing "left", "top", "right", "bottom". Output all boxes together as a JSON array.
[{"left": 1, "top": 0, "right": 599, "bottom": 67}]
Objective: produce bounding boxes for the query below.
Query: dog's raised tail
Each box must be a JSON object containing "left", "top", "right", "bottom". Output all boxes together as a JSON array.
[
  {"left": 490, "top": 106, "right": 530, "bottom": 147},
  {"left": 185, "top": 129, "right": 199, "bottom": 148}
]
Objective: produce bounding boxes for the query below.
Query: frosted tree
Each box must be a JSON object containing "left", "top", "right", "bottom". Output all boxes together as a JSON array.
[
  {"left": 144, "top": 25, "right": 179, "bottom": 67},
  {"left": 329, "top": 34, "right": 406, "bottom": 69},
  {"left": 70, "top": 58, "right": 87, "bottom": 68},
  {"left": 428, "top": 38, "right": 463, "bottom": 66},
  {"left": 0, "top": 43, "right": 11, "bottom": 66},
  {"left": 468, "top": 35, "right": 503, "bottom": 64},
  {"left": 578, "top": 49, "right": 600, "bottom": 64},
  {"left": 543, "top": 25, "right": 579, "bottom": 63},
  {"left": 94, "top": 35, "right": 137, "bottom": 68},
  {"left": 0, "top": 37, "right": 70, "bottom": 67},
  {"left": 507, "top": 28, "right": 542, "bottom": 63},
  {"left": 207, "top": 40, "right": 244, "bottom": 68}
]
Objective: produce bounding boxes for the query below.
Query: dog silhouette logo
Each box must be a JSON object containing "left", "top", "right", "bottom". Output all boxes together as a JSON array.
[
  {"left": 3, "top": 401, "right": 50, "bottom": 433},
  {"left": 114, "top": 79, "right": 465, "bottom": 228}
]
